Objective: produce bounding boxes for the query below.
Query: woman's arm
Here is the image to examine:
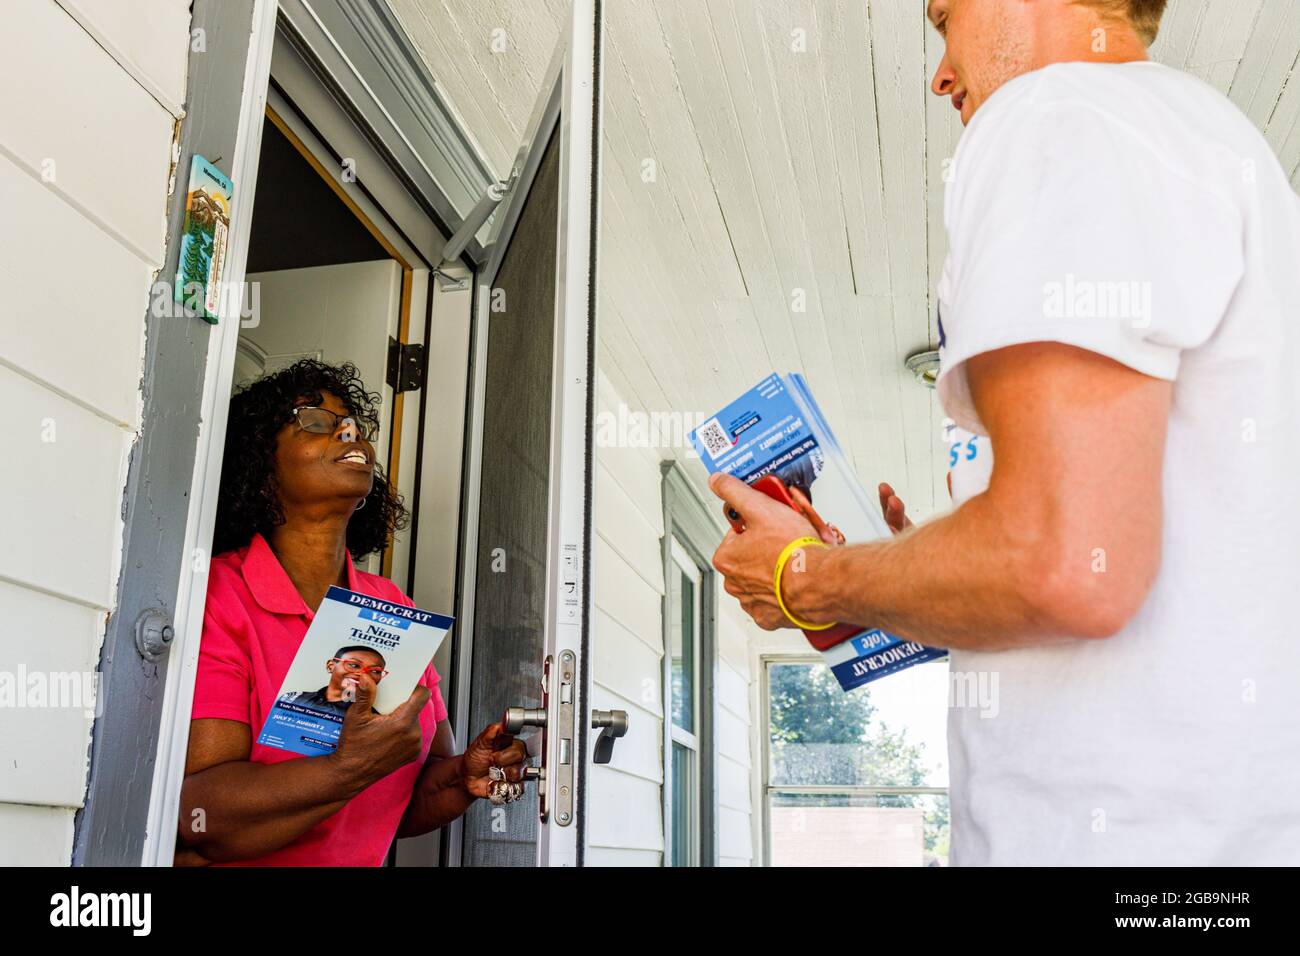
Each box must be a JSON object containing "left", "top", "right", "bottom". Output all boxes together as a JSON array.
[
  {"left": 178, "top": 719, "right": 363, "bottom": 862},
  {"left": 178, "top": 681, "right": 429, "bottom": 862},
  {"left": 396, "top": 721, "right": 474, "bottom": 838}
]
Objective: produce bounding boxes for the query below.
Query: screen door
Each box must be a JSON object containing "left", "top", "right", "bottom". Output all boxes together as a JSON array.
[{"left": 453, "top": 0, "right": 602, "bottom": 868}]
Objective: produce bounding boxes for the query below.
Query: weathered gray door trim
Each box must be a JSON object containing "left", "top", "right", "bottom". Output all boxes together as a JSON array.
[
  {"left": 71, "top": 0, "right": 268, "bottom": 866},
  {"left": 660, "top": 459, "right": 723, "bottom": 867}
]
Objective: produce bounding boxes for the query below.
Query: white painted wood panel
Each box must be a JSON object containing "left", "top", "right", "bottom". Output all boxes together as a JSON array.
[
  {"left": 0, "top": 581, "right": 102, "bottom": 807},
  {"left": 0, "top": 154, "right": 153, "bottom": 426},
  {"left": 715, "top": 698, "right": 751, "bottom": 769},
  {"left": 593, "top": 446, "right": 665, "bottom": 539},
  {"left": 587, "top": 763, "right": 665, "bottom": 852},
  {"left": 586, "top": 845, "right": 661, "bottom": 866},
  {"left": 593, "top": 533, "right": 662, "bottom": 649},
  {"left": 719, "top": 752, "right": 751, "bottom": 813},
  {"left": 718, "top": 804, "right": 753, "bottom": 860},
  {"left": 0, "top": 0, "right": 177, "bottom": 263},
  {"left": 594, "top": 607, "right": 664, "bottom": 716},
  {"left": 591, "top": 369, "right": 759, "bottom": 863},
  {"left": 717, "top": 607, "right": 755, "bottom": 675},
  {"left": 716, "top": 656, "right": 749, "bottom": 722},
  {"left": 595, "top": 459, "right": 664, "bottom": 592},
  {"left": 0, "top": 804, "right": 75, "bottom": 865},
  {"left": 1188, "top": 1, "right": 1265, "bottom": 93},
  {"left": 55, "top": 0, "right": 193, "bottom": 114},
  {"left": 1, "top": 365, "right": 131, "bottom": 609},
  {"left": 1230, "top": 3, "right": 1300, "bottom": 109},
  {"left": 387, "top": 0, "right": 564, "bottom": 174}
]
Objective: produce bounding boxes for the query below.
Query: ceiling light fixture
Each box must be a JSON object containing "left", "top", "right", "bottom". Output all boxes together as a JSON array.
[{"left": 905, "top": 349, "right": 941, "bottom": 388}]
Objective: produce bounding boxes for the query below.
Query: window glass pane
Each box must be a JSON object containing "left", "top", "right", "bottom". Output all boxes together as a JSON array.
[
  {"left": 768, "top": 661, "right": 948, "bottom": 788},
  {"left": 768, "top": 792, "right": 950, "bottom": 867},
  {"left": 671, "top": 741, "right": 696, "bottom": 866},
  {"left": 670, "top": 566, "right": 695, "bottom": 732}
]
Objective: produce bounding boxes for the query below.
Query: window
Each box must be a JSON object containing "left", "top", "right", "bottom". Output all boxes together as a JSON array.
[
  {"left": 762, "top": 658, "right": 950, "bottom": 866},
  {"left": 660, "top": 461, "right": 719, "bottom": 867}
]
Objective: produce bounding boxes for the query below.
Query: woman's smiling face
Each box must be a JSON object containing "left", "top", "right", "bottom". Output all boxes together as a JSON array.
[{"left": 272, "top": 390, "right": 377, "bottom": 512}]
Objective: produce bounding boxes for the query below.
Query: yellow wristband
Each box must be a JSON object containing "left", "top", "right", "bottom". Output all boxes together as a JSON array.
[{"left": 773, "top": 536, "right": 835, "bottom": 631}]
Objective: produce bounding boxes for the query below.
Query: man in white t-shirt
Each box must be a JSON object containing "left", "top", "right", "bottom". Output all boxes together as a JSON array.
[{"left": 709, "top": 0, "right": 1300, "bottom": 865}]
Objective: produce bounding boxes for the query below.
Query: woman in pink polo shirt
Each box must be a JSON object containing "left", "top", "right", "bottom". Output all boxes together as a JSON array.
[{"left": 176, "top": 359, "right": 527, "bottom": 866}]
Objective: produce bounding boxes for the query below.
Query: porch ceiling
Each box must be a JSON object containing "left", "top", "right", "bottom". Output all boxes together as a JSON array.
[{"left": 389, "top": 0, "right": 1300, "bottom": 519}]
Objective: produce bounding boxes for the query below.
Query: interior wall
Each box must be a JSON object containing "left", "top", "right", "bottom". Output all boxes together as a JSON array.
[{"left": 588, "top": 369, "right": 756, "bottom": 866}]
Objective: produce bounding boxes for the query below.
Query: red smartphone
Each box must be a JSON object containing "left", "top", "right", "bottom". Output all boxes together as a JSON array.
[
  {"left": 722, "top": 474, "right": 860, "bottom": 652},
  {"left": 724, "top": 474, "right": 794, "bottom": 531}
]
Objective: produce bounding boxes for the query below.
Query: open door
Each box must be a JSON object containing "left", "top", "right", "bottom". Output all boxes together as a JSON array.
[{"left": 452, "top": 0, "right": 613, "bottom": 867}]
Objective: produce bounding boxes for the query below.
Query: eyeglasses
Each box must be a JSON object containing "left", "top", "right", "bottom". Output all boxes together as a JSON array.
[
  {"left": 332, "top": 657, "right": 388, "bottom": 680},
  {"left": 291, "top": 405, "right": 376, "bottom": 441}
]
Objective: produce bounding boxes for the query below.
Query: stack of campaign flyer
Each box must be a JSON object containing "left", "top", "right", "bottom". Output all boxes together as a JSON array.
[
  {"left": 257, "top": 587, "right": 453, "bottom": 757},
  {"left": 689, "top": 373, "right": 947, "bottom": 692}
]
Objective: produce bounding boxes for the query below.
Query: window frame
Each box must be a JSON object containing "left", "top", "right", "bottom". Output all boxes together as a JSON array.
[
  {"left": 668, "top": 538, "right": 702, "bottom": 865},
  {"left": 659, "top": 461, "right": 721, "bottom": 867},
  {"left": 760, "top": 656, "right": 949, "bottom": 867}
]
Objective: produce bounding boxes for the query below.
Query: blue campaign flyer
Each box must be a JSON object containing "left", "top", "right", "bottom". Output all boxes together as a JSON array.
[
  {"left": 690, "top": 374, "right": 947, "bottom": 691},
  {"left": 257, "top": 586, "right": 453, "bottom": 757}
]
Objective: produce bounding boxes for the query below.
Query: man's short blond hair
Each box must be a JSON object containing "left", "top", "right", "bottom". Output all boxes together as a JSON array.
[{"left": 1073, "top": 0, "right": 1168, "bottom": 46}]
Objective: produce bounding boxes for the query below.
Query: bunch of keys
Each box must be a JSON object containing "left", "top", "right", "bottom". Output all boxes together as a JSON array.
[{"left": 488, "top": 765, "right": 523, "bottom": 806}]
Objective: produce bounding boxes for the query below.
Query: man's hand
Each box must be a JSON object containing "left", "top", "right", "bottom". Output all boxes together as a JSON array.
[{"left": 708, "top": 473, "right": 823, "bottom": 630}]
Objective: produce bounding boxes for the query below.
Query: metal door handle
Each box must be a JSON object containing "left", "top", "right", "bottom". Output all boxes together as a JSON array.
[
  {"left": 501, "top": 704, "right": 546, "bottom": 805},
  {"left": 591, "top": 709, "right": 628, "bottom": 764}
]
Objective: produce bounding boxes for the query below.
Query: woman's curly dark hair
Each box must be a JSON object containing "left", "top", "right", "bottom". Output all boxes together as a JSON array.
[{"left": 212, "top": 359, "right": 409, "bottom": 559}]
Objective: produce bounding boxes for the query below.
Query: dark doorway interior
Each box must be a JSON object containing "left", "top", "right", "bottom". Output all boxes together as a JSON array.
[{"left": 246, "top": 116, "right": 388, "bottom": 272}]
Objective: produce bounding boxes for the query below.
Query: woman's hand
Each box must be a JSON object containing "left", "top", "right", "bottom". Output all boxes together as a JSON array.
[
  {"left": 459, "top": 721, "right": 528, "bottom": 798},
  {"left": 332, "top": 675, "right": 429, "bottom": 788},
  {"left": 878, "top": 482, "right": 913, "bottom": 535}
]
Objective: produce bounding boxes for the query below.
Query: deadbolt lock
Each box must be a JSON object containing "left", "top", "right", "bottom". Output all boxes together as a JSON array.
[{"left": 503, "top": 706, "right": 546, "bottom": 734}]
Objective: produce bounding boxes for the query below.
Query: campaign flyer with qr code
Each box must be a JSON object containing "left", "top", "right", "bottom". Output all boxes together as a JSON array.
[
  {"left": 173, "top": 154, "right": 232, "bottom": 324},
  {"left": 690, "top": 374, "right": 947, "bottom": 691},
  {"left": 256, "top": 587, "right": 453, "bottom": 757}
]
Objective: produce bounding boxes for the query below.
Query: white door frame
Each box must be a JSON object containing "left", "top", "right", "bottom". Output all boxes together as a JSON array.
[
  {"left": 449, "top": 0, "right": 603, "bottom": 868},
  {"left": 143, "top": 0, "right": 279, "bottom": 868},
  {"left": 143, "top": 0, "right": 476, "bottom": 867}
]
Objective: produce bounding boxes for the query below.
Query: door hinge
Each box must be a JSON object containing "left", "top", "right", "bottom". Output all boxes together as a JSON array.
[{"left": 386, "top": 338, "right": 425, "bottom": 393}]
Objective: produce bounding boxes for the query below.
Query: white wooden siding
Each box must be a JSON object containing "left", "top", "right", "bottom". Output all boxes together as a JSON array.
[
  {"left": 53, "top": 0, "right": 192, "bottom": 117},
  {"left": 0, "top": 0, "right": 190, "bottom": 861},
  {"left": 588, "top": 370, "right": 757, "bottom": 866},
  {"left": 0, "top": 803, "right": 80, "bottom": 866}
]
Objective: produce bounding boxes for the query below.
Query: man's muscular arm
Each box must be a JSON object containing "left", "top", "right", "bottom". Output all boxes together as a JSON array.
[{"left": 710, "top": 342, "right": 1170, "bottom": 650}]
